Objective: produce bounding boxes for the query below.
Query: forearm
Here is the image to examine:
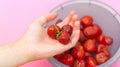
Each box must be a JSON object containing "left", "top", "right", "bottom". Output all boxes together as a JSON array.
[{"left": 0, "top": 39, "right": 31, "bottom": 67}]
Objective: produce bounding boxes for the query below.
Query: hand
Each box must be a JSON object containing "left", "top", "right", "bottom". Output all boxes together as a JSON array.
[
  {"left": 20, "top": 11, "right": 80, "bottom": 60},
  {"left": 0, "top": 11, "right": 80, "bottom": 67}
]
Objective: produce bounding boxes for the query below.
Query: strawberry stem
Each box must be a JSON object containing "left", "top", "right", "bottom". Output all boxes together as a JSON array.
[
  {"left": 56, "top": 29, "right": 64, "bottom": 39},
  {"left": 54, "top": 24, "right": 60, "bottom": 33}
]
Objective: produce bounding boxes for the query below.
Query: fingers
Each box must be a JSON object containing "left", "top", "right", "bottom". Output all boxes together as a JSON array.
[
  {"left": 69, "top": 14, "right": 78, "bottom": 27},
  {"left": 64, "top": 21, "right": 80, "bottom": 50},
  {"left": 71, "top": 21, "right": 80, "bottom": 46},
  {"left": 57, "top": 11, "right": 75, "bottom": 28},
  {"left": 35, "top": 12, "right": 58, "bottom": 26}
]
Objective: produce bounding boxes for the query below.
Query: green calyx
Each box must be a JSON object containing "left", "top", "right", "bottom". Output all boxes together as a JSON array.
[{"left": 56, "top": 29, "right": 64, "bottom": 39}]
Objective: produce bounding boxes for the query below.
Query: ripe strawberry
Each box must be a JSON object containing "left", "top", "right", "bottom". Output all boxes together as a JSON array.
[
  {"left": 47, "top": 25, "right": 60, "bottom": 39},
  {"left": 75, "top": 42, "right": 82, "bottom": 47},
  {"left": 57, "top": 31, "right": 70, "bottom": 44},
  {"left": 97, "top": 34, "right": 113, "bottom": 46},
  {"left": 84, "top": 39, "right": 97, "bottom": 53},
  {"left": 72, "top": 45, "right": 85, "bottom": 60},
  {"left": 80, "top": 16, "right": 93, "bottom": 27},
  {"left": 95, "top": 52, "right": 109, "bottom": 65},
  {"left": 103, "top": 36, "right": 113, "bottom": 46},
  {"left": 80, "top": 25, "right": 84, "bottom": 31},
  {"left": 79, "top": 30, "right": 85, "bottom": 42},
  {"left": 56, "top": 19, "right": 63, "bottom": 24},
  {"left": 97, "top": 44, "right": 110, "bottom": 57},
  {"left": 73, "top": 60, "right": 85, "bottom": 67},
  {"left": 54, "top": 53, "right": 64, "bottom": 61},
  {"left": 60, "top": 54, "right": 74, "bottom": 66},
  {"left": 84, "top": 24, "right": 102, "bottom": 39},
  {"left": 86, "top": 56, "right": 97, "bottom": 67},
  {"left": 97, "top": 34, "right": 105, "bottom": 44},
  {"left": 62, "top": 25, "right": 73, "bottom": 35},
  {"left": 85, "top": 52, "right": 92, "bottom": 57}
]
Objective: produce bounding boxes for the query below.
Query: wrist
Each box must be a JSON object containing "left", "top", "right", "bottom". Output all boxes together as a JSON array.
[{"left": 0, "top": 38, "right": 33, "bottom": 67}]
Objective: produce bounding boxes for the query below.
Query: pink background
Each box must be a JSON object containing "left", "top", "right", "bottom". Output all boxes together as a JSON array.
[{"left": 0, "top": 0, "right": 119, "bottom": 67}]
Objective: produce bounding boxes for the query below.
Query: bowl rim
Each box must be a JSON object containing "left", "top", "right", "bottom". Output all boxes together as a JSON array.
[{"left": 49, "top": 0, "right": 120, "bottom": 67}]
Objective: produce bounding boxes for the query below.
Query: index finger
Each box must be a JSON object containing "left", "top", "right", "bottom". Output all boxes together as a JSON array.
[{"left": 35, "top": 12, "right": 58, "bottom": 26}]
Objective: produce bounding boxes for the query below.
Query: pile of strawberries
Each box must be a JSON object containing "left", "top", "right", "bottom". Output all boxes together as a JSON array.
[
  {"left": 47, "top": 23, "right": 72, "bottom": 44},
  {"left": 47, "top": 16, "right": 113, "bottom": 67}
]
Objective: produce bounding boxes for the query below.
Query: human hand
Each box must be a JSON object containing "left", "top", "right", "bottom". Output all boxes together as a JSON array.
[
  {"left": 20, "top": 11, "right": 80, "bottom": 60},
  {"left": 0, "top": 11, "right": 80, "bottom": 67}
]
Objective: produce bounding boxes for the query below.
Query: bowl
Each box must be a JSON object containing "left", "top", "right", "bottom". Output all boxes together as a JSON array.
[{"left": 47, "top": 0, "right": 120, "bottom": 67}]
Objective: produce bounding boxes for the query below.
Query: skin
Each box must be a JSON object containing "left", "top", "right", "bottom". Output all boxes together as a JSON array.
[{"left": 0, "top": 11, "right": 80, "bottom": 67}]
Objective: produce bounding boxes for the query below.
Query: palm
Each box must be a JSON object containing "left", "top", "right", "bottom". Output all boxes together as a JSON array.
[{"left": 24, "top": 11, "right": 80, "bottom": 59}]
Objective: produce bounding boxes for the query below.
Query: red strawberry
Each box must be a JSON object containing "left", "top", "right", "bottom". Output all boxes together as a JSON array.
[
  {"left": 72, "top": 45, "right": 85, "bottom": 60},
  {"left": 80, "top": 16, "right": 93, "bottom": 27},
  {"left": 97, "top": 34, "right": 105, "bottom": 43},
  {"left": 103, "top": 36, "right": 113, "bottom": 46},
  {"left": 56, "top": 19, "right": 62, "bottom": 24},
  {"left": 80, "top": 25, "right": 84, "bottom": 31},
  {"left": 60, "top": 54, "right": 74, "bottom": 66},
  {"left": 47, "top": 25, "right": 60, "bottom": 39},
  {"left": 97, "top": 44, "right": 110, "bottom": 57},
  {"left": 62, "top": 25, "right": 73, "bottom": 35},
  {"left": 73, "top": 60, "right": 85, "bottom": 67},
  {"left": 95, "top": 52, "right": 109, "bottom": 65},
  {"left": 84, "top": 24, "right": 102, "bottom": 39},
  {"left": 85, "top": 52, "right": 92, "bottom": 57},
  {"left": 54, "top": 53, "right": 64, "bottom": 61},
  {"left": 84, "top": 39, "right": 97, "bottom": 53},
  {"left": 79, "top": 30, "right": 85, "bottom": 42},
  {"left": 86, "top": 56, "right": 97, "bottom": 67},
  {"left": 57, "top": 31, "right": 70, "bottom": 44},
  {"left": 97, "top": 34, "right": 113, "bottom": 46}
]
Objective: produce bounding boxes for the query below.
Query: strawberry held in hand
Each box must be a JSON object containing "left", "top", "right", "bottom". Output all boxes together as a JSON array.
[
  {"left": 56, "top": 19, "right": 63, "bottom": 24},
  {"left": 47, "top": 24, "right": 60, "bottom": 39},
  {"left": 57, "top": 31, "right": 70, "bottom": 44},
  {"left": 62, "top": 25, "right": 73, "bottom": 35},
  {"left": 47, "top": 24, "right": 73, "bottom": 44}
]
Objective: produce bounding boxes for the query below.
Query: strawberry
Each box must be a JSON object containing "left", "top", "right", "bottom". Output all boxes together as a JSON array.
[
  {"left": 95, "top": 52, "right": 109, "bottom": 65},
  {"left": 97, "top": 44, "right": 110, "bottom": 57},
  {"left": 97, "top": 34, "right": 113, "bottom": 46},
  {"left": 73, "top": 60, "right": 85, "bottom": 67},
  {"left": 60, "top": 54, "right": 74, "bottom": 66},
  {"left": 62, "top": 25, "right": 73, "bottom": 35},
  {"left": 47, "top": 25, "right": 60, "bottom": 39},
  {"left": 57, "top": 31, "right": 70, "bottom": 44},
  {"left": 54, "top": 53, "right": 64, "bottom": 61},
  {"left": 80, "top": 16, "right": 93, "bottom": 27},
  {"left": 79, "top": 30, "right": 85, "bottom": 42},
  {"left": 84, "top": 24, "right": 102, "bottom": 39},
  {"left": 86, "top": 56, "right": 97, "bottom": 67},
  {"left": 56, "top": 19, "right": 62, "bottom": 24},
  {"left": 72, "top": 45, "right": 85, "bottom": 60},
  {"left": 84, "top": 39, "right": 97, "bottom": 53}
]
